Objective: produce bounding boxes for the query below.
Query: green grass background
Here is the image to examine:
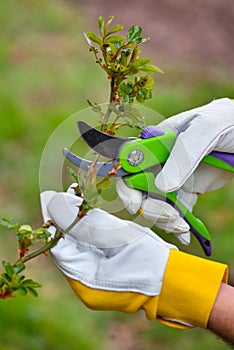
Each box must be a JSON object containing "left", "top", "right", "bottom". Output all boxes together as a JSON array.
[{"left": 0, "top": 1, "right": 234, "bottom": 349}]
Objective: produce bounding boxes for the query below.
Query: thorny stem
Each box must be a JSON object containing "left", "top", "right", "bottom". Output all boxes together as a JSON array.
[
  {"left": 109, "top": 113, "right": 122, "bottom": 131},
  {"left": 101, "top": 82, "right": 115, "bottom": 131},
  {"left": 14, "top": 228, "right": 64, "bottom": 266},
  {"left": 78, "top": 76, "right": 117, "bottom": 216},
  {"left": 92, "top": 48, "right": 104, "bottom": 69}
]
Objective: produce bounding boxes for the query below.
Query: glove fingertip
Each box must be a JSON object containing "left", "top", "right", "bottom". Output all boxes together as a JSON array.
[
  {"left": 174, "top": 231, "right": 191, "bottom": 245},
  {"left": 67, "top": 183, "right": 79, "bottom": 195},
  {"left": 155, "top": 171, "right": 181, "bottom": 192},
  {"left": 47, "top": 193, "right": 82, "bottom": 231},
  {"left": 116, "top": 179, "right": 142, "bottom": 214},
  {"left": 40, "top": 190, "right": 57, "bottom": 205},
  {"left": 40, "top": 190, "right": 57, "bottom": 222}
]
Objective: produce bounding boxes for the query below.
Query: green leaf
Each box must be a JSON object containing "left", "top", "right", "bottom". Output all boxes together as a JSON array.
[
  {"left": 3, "top": 261, "right": 14, "bottom": 277},
  {"left": 144, "top": 77, "right": 154, "bottom": 88},
  {"left": 146, "top": 90, "right": 153, "bottom": 99},
  {"left": 18, "top": 287, "right": 27, "bottom": 296},
  {"left": 67, "top": 167, "right": 78, "bottom": 183},
  {"left": 105, "top": 24, "right": 124, "bottom": 37},
  {"left": 0, "top": 218, "right": 19, "bottom": 230},
  {"left": 86, "top": 32, "right": 103, "bottom": 45},
  {"left": 27, "top": 286, "right": 39, "bottom": 297},
  {"left": 18, "top": 224, "right": 32, "bottom": 235},
  {"left": 119, "top": 49, "right": 131, "bottom": 66},
  {"left": 21, "top": 279, "right": 41, "bottom": 288},
  {"left": 127, "top": 64, "right": 139, "bottom": 75},
  {"left": 33, "top": 228, "right": 44, "bottom": 235},
  {"left": 139, "top": 65, "right": 164, "bottom": 73},
  {"left": 120, "top": 53, "right": 128, "bottom": 66},
  {"left": 2, "top": 273, "right": 11, "bottom": 283},
  {"left": 98, "top": 16, "right": 104, "bottom": 36},
  {"left": 136, "top": 90, "right": 146, "bottom": 103},
  {"left": 104, "top": 16, "right": 115, "bottom": 33},
  {"left": 119, "top": 82, "right": 133, "bottom": 96},
  {"left": 86, "top": 99, "right": 103, "bottom": 113},
  {"left": 107, "top": 43, "right": 118, "bottom": 55},
  {"left": 13, "top": 263, "right": 25, "bottom": 274},
  {"left": 105, "top": 35, "right": 125, "bottom": 44},
  {"left": 98, "top": 16, "right": 104, "bottom": 26},
  {"left": 127, "top": 25, "right": 142, "bottom": 43},
  {"left": 18, "top": 275, "right": 25, "bottom": 282},
  {"left": 134, "top": 58, "right": 151, "bottom": 67},
  {"left": 121, "top": 95, "right": 131, "bottom": 103}
]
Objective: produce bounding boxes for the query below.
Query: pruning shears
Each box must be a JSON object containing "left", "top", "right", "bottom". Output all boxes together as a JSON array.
[{"left": 63, "top": 121, "right": 234, "bottom": 256}]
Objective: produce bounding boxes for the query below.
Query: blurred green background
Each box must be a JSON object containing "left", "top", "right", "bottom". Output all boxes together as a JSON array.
[{"left": 0, "top": 0, "right": 234, "bottom": 349}]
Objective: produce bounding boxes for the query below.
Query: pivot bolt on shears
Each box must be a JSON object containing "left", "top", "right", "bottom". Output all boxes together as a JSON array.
[{"left": 63, "top": 121, "right": 234, "bottom": 256}]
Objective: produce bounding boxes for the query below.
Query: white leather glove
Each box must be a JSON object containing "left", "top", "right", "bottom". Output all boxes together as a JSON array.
[
  {"left": 117, "top": 98, "right": 234, "bottom": 244},
  {"left": 40, "top": 185, "right": 228, "bottom": 329},
  {"left": 40, "top": 185, "right": 178, "bottom": 322}
]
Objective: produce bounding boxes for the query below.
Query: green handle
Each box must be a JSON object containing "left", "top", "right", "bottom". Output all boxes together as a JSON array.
[
  {"left": 118, "top": 129, "right": 234, "bottom": 173},
  {"left": 124, "top": 172, "right": 212, "bottom": 256}
]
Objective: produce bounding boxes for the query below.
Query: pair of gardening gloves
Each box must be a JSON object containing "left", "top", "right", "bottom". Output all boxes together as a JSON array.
[{"left": 41, "top": 98, "right": 234, "bottom": 328}]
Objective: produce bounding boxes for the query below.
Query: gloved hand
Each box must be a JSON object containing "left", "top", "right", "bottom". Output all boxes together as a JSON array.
[
  {"left": 117, "top": 98, "right": 234, "bottom": 244},
  {"left": 40, "top": 185, "right": 177, "bottom": 322},
  {"left": 40, "top": 185, "right": 228, "bottom": 329}
]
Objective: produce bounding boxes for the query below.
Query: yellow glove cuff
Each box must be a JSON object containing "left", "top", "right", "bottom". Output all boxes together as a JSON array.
[
  {"left": 157, "top": 250, "right": 228, "bottom": 328},
  {"left": 66, "top": 276, "right": 159, "bottom": 320},
  {"left": 64, "top": 250, "right": 228, "bottom": 330}
]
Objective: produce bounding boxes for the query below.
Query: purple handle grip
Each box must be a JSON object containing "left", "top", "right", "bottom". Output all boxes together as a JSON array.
[
  {"left": 210, "top": 151, "right": 234, "bottom": 168},
  {"left": 141, "top": 126, "right": 165, "bottom": 138},
  {"left": 165, "top": 197, "right": 212, "bottom": 256},
  {"left": 148, "top": 192, "right": 212, "bottom": 256}
]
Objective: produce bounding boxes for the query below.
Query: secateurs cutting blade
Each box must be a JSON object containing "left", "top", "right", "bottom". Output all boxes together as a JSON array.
[{"left": 63, "top": 120, "right": 234, "bottom": 256}]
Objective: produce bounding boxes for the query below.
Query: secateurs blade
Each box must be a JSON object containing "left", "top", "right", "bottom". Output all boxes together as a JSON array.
[{"left": 64, "top": 120, "right": 234, "bottom": 256}]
